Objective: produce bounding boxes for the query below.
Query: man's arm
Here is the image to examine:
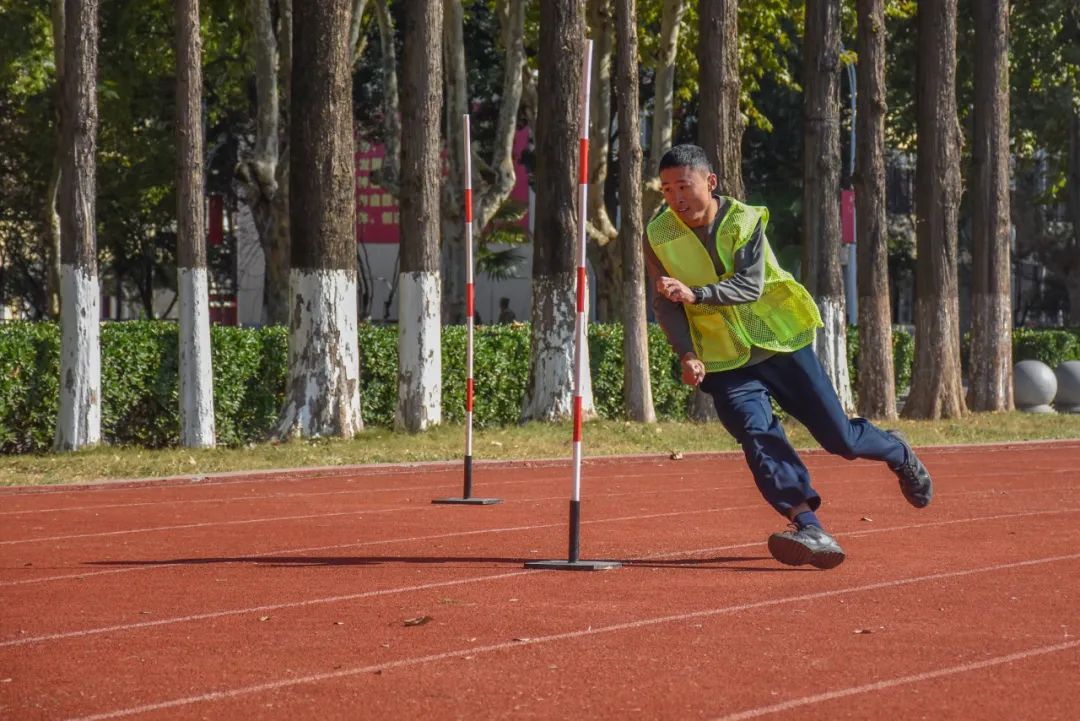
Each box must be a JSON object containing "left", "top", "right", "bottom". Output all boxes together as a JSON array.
[
  {"left": 643, "top": 234, "right": 694, "bottom": 359},
  {"left": 692, "top": 219, "right": 766, "bottom": 305}
]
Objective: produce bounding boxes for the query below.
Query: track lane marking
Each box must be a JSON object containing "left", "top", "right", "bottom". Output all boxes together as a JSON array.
[
  {"left": 711, "top": 639, "right": 1080, "bottom": 720},
  {"left": 3, "top": 489, "right": 1076, "bottom": 588},
  {"left": 5, "top": 505, "right": 1078, "bottom": 648},
  {"left": 59, "top": 551, "right": 1080, "bottom": 721}
]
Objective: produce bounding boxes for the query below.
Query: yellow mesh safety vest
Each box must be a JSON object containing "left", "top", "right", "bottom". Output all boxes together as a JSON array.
[{"left": 647, "top": 199, "right": 823, "bottom": 372}]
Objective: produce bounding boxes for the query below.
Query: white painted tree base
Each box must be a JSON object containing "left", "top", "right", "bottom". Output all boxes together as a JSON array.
[
  {"left": 276, "top": 269, "right": 363, "bottom": 439},
  {"left": 521, "top": 273, "right": 596, "bottom": 422},
  {"left": 396, "top": 271, "right": 442, "bottom": 432},
  {"left": 814, "top": 297, "right": 855, "bottom": 413},
  {"left": 179, "top": 267, "right": 216, "bottom": 447},
  {"left": 54, "top": 264, "right": 101, "bottom": 451}
]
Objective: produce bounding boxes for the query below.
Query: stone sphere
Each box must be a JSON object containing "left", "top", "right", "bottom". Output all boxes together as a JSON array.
[
  {"left": 1013, "top": 360, "right": 1057, "bottom": 413},
  {"left": 1054, "top": 360, "right": 1080, "bottom": 413}
]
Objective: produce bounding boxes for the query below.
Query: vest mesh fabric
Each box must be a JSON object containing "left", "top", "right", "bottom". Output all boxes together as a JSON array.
[{"left": 648, "top": 199, "right": 822, "bottom": 371}]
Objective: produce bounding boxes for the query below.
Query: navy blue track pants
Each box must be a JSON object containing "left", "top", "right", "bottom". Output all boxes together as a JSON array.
[{"left": 699, "top": 345, "right": 905, "bottom": 516}]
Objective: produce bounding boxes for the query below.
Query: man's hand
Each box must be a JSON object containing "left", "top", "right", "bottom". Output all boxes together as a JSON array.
[
  {"left": 657, "top": 276, "right": 696, "bottom": 304},
  {"left": 680, "top": 352, "right": 706, "bottom": 386}
]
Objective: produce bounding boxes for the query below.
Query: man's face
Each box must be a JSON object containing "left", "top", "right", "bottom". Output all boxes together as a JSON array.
[{"left": 659, "top": 165, "right": 717, "bottom": 228}]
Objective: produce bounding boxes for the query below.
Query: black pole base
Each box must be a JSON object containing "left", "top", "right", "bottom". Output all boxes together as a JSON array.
[
  {"left": 524, "top": 559, "right": 622, "bottom": 571},
  {"left": 431, "top": 455, "right": 500, "bottom": 504},
  {"left": 431, "top": 497, "right": 501, "bottom": 505}
]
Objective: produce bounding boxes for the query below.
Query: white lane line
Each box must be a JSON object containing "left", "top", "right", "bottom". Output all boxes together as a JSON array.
[
  {"left": 0, "top": 468, "right": 713, "bottom": 517},
  {"left": 7, "top": 505, "right": 1079, "bottom": 647},
  {"left": 0, "top": 570, "right": 534, "bottom": 649},
  {"left": 4, "top": 486, "right": 1076, "bottom": 588},
  {"left": 0, "top": 484, "right": 728, "bottom": 547},
  {"left": 62, "top": 552, "right": 1080, "bottom": 721},
  {"left": 7, "top": 466, "right": 1075, "bottom": 548},
  {"left": 711, "top": 639, "right": 1080, "bottom": 721},
  {"left": 8, "top": 461, "right": 1074, "bottom": 517},
  {"left": 636, "top": 506, "right": 1080, "bottom": 561},
  {"left": 0, "top": 502, "right": 765, "bottom": 588},
  {"left": 11, "top": 437, "right": 1077, "bottom": 501}
]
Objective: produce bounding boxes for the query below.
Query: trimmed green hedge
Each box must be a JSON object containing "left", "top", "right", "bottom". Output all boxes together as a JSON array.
[
  {"left": 846, "top": 326, "right": 916, "bottom": 397},
  {"left": 0, "top": 320, "right": 690, "bottom": 453},
  {"left": 3, "top": 321, "right": 1078, "bottom": 453}
]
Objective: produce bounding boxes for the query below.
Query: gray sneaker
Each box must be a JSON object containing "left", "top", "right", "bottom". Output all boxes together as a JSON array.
[
  {"left": 887, "top": 430, "right": 933, "bottom": 508},
  {"left": 767, "top": 524, "right": 846, "bottom": 569}
]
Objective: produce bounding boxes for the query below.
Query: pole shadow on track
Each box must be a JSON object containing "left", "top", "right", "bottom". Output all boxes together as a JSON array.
[{"left": 83, "top": 554, "right": 784, "bottom": 570}]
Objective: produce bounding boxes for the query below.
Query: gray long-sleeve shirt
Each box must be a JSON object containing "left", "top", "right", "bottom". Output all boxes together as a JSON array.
[{"left": 643, "top": 195, "right": 773, "bottom": 365}]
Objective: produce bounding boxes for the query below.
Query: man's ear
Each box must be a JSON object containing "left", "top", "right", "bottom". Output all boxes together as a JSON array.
[{"left": 707, "top": 173, "right": 718, "bottom": 192}]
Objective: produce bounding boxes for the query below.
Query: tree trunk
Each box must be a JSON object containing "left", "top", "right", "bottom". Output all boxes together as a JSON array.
[
  {"left": 968, "top": 0, "right": 1012, "bottom": 412},
  {"left": 802, "top": 0, "right": 854, "bottom": 412},
  {"left": 521, "top": 0, "right": 595, "bottom": 422},
  {"left": 441, "top": 0, "right": 468, "bottom": 324},
  {"left": 54, "top": 0, "right": 101, "bottom": 452},
  {"left": 854, "top": 0, "right": 897, "bottom": 420},
  {"left": 616, "top": 0, "right": 656, "bottom": 423},
  {"left": 697, "top": 0, "right": 744, "bottom": 200},
  {"left": 349, "top": 0, "right": 371, "bottom": 65},
  {"left": 45, "top": 0, "right": 65, "bottom": 321},
  {"left": 238, "top": 0, "right": 288, "bottom": 326},
  {"left": 903, "top": 0, "right": 966, "bottom": 419},
  {"left": 644, "top": 0, "right": 686, "bottom": 220},
  {"left": 397, "top": 0, "right": 444, "bottom": 432},
  {"left": 1067, "top": 111, "right": 1080, "bottom": 326},
  {"left": 442, "top": 0, "right": 528, "bottom": 323},
  {"left": 175, "top": 0, "right": 216, "bottom": 448},
  {"left": 371, "top": 0, "right": 402, "bottom": 195},
  {"left": 276, "top": 0, "right": 363, "bottom": 439},
  {"left": 586, "top": 0, "right": 620, "bottom": 323},
  {"left": 693, "top": 0, "right": 743, "bottom": 422}
]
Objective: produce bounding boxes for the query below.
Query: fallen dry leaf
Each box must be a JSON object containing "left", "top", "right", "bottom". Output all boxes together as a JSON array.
[{"left": 403, "top": 615, "right": 432, "bottom": 627}]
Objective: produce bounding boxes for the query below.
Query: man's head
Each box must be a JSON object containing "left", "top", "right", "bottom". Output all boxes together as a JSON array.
[{"left": 658, "top": 144, "right": 718, "bottom": 229}]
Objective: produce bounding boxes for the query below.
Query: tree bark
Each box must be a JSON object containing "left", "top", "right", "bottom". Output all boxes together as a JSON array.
[
  {"left": 854, "top": 0, "right": 897, "bottom": 420},
  {"left": 175, "top": 0, "right": 216, "bottom": 448},
  {"left": 45, "top": 0, "right": 65, "bottom": 320},
  {"left": 521, "top": 0, "right": 595, "bottom": 422},
  {"left": 440, "top": 0, "right": 468, "bottom": 324},
  {"left": 692, "top": 0, "right": 743, "bottom": 422},
  {"left": 441, "top": 0, "right": 528, "bottom": 323},
  {"left": 802, "top": 0, "right": 854, "bottom": 412},
  {"left": 697, "top": 0, "right": 744, "bottom": 199},
  {"left": 397, "top": 0, "right": 444, "bottom": 432},
  {"left": 644, "top": 0, "right": 686, "bottom": 221},
  {"left": 55, "top": 0, "right": 101, "bottom": 452},
  {"left": 276, "top": 0, "right": 363, "bottom": 439},
  {"left": 349, "top": 0, "right": 371, "bottom": 65},
  {"left": 968, "top": 0, "right": 1012, "bottom": 412},
  {"left": 586, "top": 0, "right": 620, "bottom": 323},
  {"left": 236, "top": 0, "right": 288, "bottom": 325},
  {"left": 371, "top": 0, "right": 402, "bottom": 195},
  {"left": 903, "top": 0, "right": 966, "bottom": 419},
  {"left": 615, "top": 0, "right": 656, "bottom": 423},
  {"left": 1066, "top": 111, "right": 1080, "bottom": 325}
]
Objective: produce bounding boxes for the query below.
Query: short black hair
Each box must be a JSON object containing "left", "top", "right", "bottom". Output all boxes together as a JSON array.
[{"left": 658, "top": 144, "right": 713, "bottom": 175}]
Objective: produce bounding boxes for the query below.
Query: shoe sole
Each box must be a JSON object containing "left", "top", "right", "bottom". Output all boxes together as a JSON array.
[
  {"left": 901, "top": 484, "right": 932, "bottom": 509},
  {"left": 767, "top": 534, "right": 846, "bottom": 570},
  {"left": 888, "top": 430, "right": 933, "bottom": 509}
]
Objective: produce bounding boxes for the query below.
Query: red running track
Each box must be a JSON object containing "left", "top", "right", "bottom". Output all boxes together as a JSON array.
[{"left": 2, "top": 441, "right": 1079, "bottom": 720}]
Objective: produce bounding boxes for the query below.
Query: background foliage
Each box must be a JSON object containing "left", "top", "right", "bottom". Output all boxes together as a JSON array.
[{"left": 4, "top": 321, "right": 1079, "bottom": 454}]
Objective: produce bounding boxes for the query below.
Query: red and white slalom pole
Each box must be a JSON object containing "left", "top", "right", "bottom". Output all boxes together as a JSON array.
[
  {"left": 526, "top": 39, "right": 619, "bottom": 571},
  {"left": 433, "top": 114, "right": 500, "bottom": 506}
]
